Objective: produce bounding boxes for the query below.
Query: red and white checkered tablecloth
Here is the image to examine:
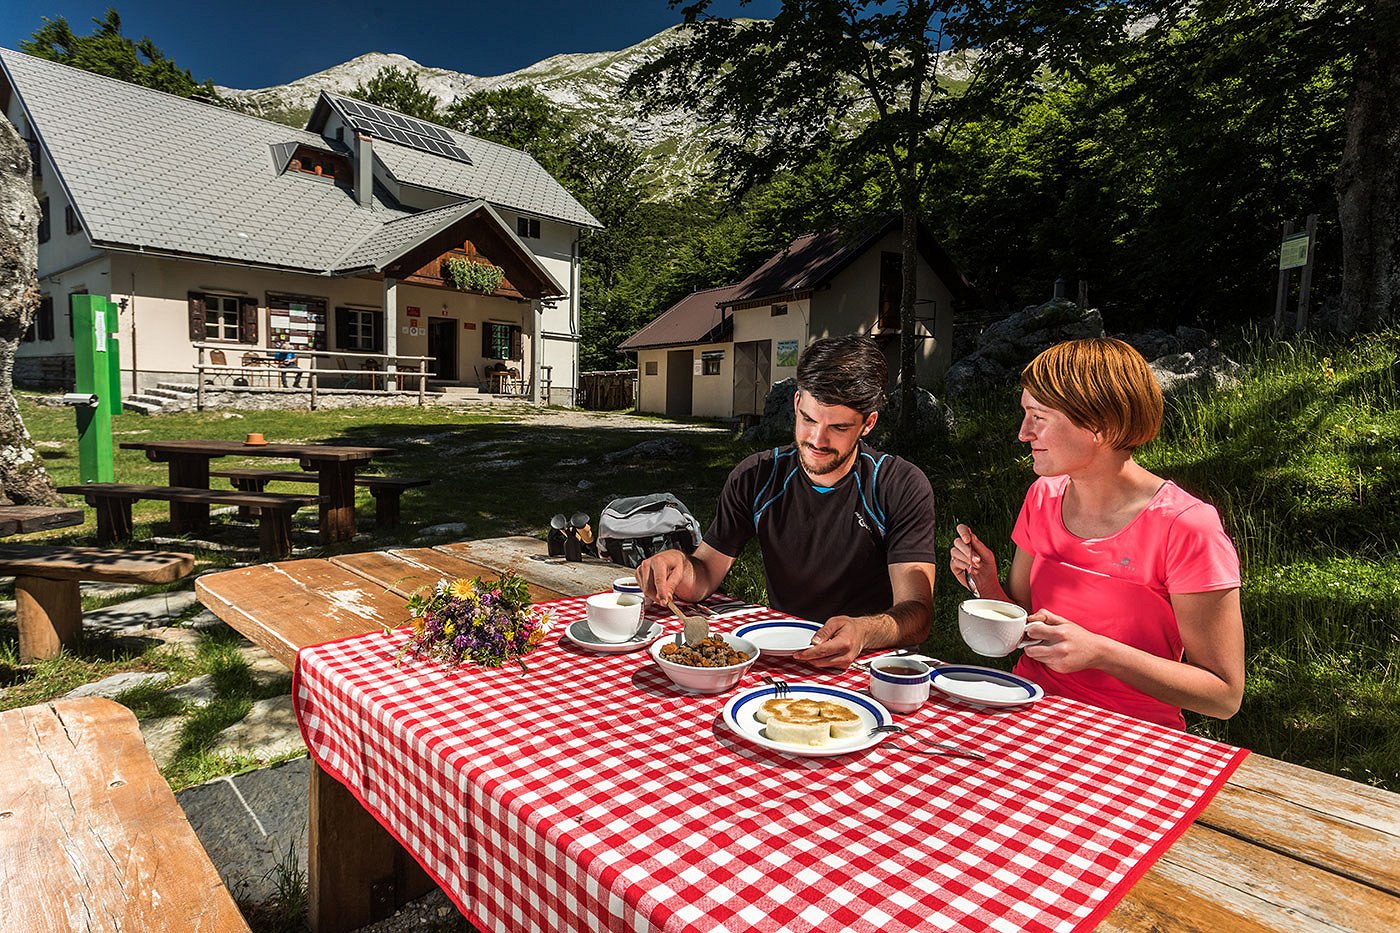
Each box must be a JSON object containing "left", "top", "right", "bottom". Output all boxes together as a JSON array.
[{"left": 293, "top": 595, "right": 1247, "bottom": 933}]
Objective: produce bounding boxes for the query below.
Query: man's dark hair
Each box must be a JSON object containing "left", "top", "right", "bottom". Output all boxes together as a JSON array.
[{"left": 795, "top": 335, "right": 888, "bottom": 415}]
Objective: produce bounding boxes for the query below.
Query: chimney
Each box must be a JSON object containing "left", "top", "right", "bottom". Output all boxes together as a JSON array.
[{"left": 355, "top": 133, "right": 373, "bottom": 208}]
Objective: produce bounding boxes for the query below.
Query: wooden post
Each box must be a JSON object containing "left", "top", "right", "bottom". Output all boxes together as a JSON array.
[
  {"left": 16, "top": 575, "right": 82, "bottom": 661},
  {"left": 93, "top": 496, "right": 133, "bottom": 544},
  {"left": 196, "top": 345, "right": 205, "bottom": 411},
  {"left": 416, "top": 359, "right": 425, "bottom": 408},
  {"left": 1273, "top": 220, "right": 1295, "bottom": 332},
  {"left": 1296, "top": 213, "right": 1318, "bottom": 332},
  {"left": 310, "top": 351, "right": 319, "bottom": 411},
  {"left": 308, "top": 761, "right": 433, "bottom": 932}
]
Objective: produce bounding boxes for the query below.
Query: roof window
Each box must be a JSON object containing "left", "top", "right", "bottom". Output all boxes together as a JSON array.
[{"left": 285, "top": 144, "right": 351, "bottom": 182}]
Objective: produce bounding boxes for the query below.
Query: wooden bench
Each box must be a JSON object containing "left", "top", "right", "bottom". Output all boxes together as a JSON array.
[
  {"left": 0, "top": 543, "right": 195, "bottom": 661},
  {"left": 58, "top": 483, "right": 320, "bottom": 559},
  {"left": 209, "top": 469, "right": 430, "bottom": 529},
  {"left": 0, "top": 698, "right": 251, "bottom": 931}
]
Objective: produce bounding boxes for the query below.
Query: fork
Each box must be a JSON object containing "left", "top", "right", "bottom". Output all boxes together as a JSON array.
[
  {"left": 869, "top": 724, "right": 986, "bottom": 760},
  {"left": 761, "top": 675, "right": 790, "bottom": 698}
]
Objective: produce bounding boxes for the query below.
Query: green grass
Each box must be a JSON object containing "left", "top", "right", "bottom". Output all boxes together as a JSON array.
[{"left": 6, "top": 333, "right": 1399, "bottom": 793}]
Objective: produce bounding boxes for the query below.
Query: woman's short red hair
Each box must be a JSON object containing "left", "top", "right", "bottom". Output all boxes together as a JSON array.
[{"left": 1020, "top": 338, "right": 1164, "bottom": 450}]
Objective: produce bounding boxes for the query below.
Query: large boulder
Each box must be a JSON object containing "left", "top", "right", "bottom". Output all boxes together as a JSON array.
[
  {"left": 1124, "top": 325, "right": 1210, "bottom": 361},
  {"left": 743, "top": 378, "right": 798, "bottom": 444},
  {"left": 1149, "top": 348, "right": 1243, "bottom": 394},
  {"left": 944, "top": 300, "right": 1104, "bottom": 398},
  {"left": 873, "top": 386, "right": 955, "bottom": 446}
]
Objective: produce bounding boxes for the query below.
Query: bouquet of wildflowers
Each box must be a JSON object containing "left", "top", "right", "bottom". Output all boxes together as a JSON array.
[{"left": 398, "top": 572, "right": 550, "bottom": 671}]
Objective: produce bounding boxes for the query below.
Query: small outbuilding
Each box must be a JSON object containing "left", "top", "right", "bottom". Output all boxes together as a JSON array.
[{"left": 620, "top": 217, "right": 976, "bottom": 419}]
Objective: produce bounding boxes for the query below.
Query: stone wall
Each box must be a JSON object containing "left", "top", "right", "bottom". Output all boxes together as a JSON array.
[{"left": 14, "top": 354, "right": 75, "bottom": 390}]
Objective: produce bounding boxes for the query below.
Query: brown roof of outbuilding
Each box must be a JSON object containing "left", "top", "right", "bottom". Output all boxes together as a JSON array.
[
  {"left": 722, "top": 216, "right": 977, "bottom": 308},
  {"left": 618, "top": 284, "right": 743, "bottom": 351}
]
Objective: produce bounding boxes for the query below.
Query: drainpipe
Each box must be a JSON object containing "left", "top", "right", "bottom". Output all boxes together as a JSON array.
[{"left": 355, "top": 134, "right": 373, "bottom": 208}]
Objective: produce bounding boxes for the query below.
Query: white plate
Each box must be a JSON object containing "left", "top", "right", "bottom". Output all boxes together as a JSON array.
[
  {"left": 564, "top": 619, "right": 663, "bottom": 654},
  {"left": 930, "top": 664, "right": 1044, "bottom": 708},
  {"left": 723, "top": 683, "right": 893, "bottom": 758},
  {"left": 731, "top": 619, "right": 822, "bottom": 657}
]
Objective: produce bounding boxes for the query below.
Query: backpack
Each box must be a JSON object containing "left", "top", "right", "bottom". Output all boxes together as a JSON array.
[{"left": 596, "top": 493, "right": 704, "bottom": 568}]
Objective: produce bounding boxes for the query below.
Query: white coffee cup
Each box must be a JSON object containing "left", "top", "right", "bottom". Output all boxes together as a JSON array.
[
  {"left": 868, "top": 656, "right": 932, "bottom": 713},
  {"left": 612, "top": 576, "right": 642, "bottom": 595},
  {"left": 958, "top": 599, "right": 1034, "bottom": 657},
  {"left": 585, "top": 591, "right": 644, "bottom": 643}
]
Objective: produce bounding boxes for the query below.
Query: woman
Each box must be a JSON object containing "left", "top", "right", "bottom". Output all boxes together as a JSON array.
[{"left": 951, "top": 338, "right": 1244, "bottom": 728}]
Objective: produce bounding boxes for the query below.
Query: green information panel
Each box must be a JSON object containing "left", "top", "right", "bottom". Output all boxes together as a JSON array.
[{"left": 71, "top": 294, "right": 120, "bottom": 483}]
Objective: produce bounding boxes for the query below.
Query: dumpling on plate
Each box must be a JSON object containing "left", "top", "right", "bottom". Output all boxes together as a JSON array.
[{"left": 756, "top": 697, "right": 862, "bottom": 746}]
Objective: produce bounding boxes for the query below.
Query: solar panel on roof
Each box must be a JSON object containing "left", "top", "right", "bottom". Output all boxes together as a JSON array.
[{"left": 334, "top": 97, "right": 473, "bottom": 165}]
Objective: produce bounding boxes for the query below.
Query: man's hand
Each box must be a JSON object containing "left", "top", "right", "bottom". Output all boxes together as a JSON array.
[
  {"left": 637, "top": 543, "right": 736, "bottom": 607},
  {"left": 637, "top": 549, "right": 691, "bottom": 606},
  {"left": 792, "top": 615, "right": 871, "bottom": 669}
]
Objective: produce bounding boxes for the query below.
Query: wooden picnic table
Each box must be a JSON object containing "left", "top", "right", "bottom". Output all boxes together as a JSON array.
[
  {"left": 0, "top": 504, "right": 84, "bottom": 536},
  {"left": 195, "top": 537, "right": 1400, "bottom": 933},
  {"left": 120, "top": 439, "right": 394, "bottom": 543}
]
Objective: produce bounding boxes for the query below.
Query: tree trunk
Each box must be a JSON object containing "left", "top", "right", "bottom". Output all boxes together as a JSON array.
[
  {"left": 896, "top": 199, "right": 920, "bottom": 444},
  {"left": 1335, "top": 1, "right": 1400, "bottom": 333},
  {"left": 0, "top": 115, "right": 61, "bottom": 506}
]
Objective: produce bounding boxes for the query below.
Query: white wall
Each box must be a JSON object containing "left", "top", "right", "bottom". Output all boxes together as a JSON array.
[
  {"left": 809, "top": 230, "right": 957, "bottom": 385},
  {"left": 105, "top": 254, "right": 533, "bottom": 394}
]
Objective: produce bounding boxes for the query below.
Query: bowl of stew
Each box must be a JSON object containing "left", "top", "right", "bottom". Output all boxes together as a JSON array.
[{"left": 648, "top": 633, "right": 759, "bottom": 694}]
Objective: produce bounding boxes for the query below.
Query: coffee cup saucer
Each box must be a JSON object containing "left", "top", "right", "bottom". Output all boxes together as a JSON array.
[
  {"left": 564, "top": 619, "right": 663, "bottom": 654},
  {"left": 928, "top": 664, "right": 1043, "bottom": 709}
]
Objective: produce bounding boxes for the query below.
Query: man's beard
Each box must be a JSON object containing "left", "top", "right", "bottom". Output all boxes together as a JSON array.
[{"left": 798, "top": 439, "right": 859, "bottom": 479}]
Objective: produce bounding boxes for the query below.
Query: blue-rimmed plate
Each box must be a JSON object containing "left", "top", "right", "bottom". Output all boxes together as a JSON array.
[
  {"left": 930, "top": 665, "right": 1044, "bottom": 708},
  {"left": 731, "top": 619, "right": 822, "bottom": 658},
  {"left": 723, "top": 683, "right": 893, "bottom": 758},
  {"left": 563, "top": 619, "right": 663, "bottom": 654}
]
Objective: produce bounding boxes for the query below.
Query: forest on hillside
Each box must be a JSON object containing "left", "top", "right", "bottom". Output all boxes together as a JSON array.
[{"left": 15, "top": 4, "right": 1396, "bottom": 373}]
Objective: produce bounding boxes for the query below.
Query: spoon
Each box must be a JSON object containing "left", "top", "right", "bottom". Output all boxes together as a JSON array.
[{"left": 666, "top": 599, "right": 709, "bottom": 645}]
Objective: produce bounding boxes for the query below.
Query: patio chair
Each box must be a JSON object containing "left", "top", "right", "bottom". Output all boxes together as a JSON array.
[
  {"left": 206, "top": 349, "right": 230, "bottom": 386},
  {"left": 361, "top": 358, "right": 382, "bottom": 391},
  {"left": 242, "top": 352, "right": 271, "bottom": 388}
]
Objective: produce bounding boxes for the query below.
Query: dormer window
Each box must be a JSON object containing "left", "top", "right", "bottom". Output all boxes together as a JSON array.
[
  {"left": 285, "top": 144, "right": 351, "bottom": 182},
  {"left": 517, "top": 217, "right": 541, "bottom": 239}
]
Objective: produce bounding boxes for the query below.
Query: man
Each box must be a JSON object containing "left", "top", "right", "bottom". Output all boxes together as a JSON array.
[{"left": 639, "top": 335, "right": 938, "bottom": 669}]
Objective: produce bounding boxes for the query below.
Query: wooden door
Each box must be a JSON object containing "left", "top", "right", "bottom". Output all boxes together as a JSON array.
[
  {"left": 666, "top": 349, "right": 693, "bottom": 418},
  {"left": 427, "top": 319, "right": 458, "bottom": 381},
  {"left": 732, "top": 340, "right": 771, "bottom": 416}
]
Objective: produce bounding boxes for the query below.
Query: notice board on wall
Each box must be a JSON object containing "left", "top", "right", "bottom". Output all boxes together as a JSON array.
[{"left": 268, "top": 294, "right": 328, "bottom": 350}]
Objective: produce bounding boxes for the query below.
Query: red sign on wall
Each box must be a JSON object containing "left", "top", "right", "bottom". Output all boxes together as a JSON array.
[
  {"left": 463, "top": 322, "right": 476, "bottom": 330},
  {"left": 406, "top": 306, "right": 421, "bottom": 318}
]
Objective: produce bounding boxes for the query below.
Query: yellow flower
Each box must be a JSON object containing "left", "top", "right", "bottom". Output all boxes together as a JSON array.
[{"left": 448, "top": 578, "right": 475, "bottom": 599}]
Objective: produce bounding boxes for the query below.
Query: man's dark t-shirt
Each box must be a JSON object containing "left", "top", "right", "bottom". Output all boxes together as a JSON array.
[{"left": 705, "top": 442, "right": 937, "bottom": 622}]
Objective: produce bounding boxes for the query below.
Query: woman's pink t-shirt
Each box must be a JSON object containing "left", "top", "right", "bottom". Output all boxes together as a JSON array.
[{"left": 1010, "top": 475, "right": 1240, "bottom": 728}]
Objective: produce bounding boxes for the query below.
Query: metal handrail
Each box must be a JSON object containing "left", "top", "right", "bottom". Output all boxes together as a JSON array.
[{"left": 193, "top": 344, "right": 436, "bottom": 411}]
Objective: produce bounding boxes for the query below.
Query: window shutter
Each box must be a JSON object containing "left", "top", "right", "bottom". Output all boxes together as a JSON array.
[
  {"left": 37, "top": 296, "right": 55, "bottom": 341},
  {"left": 334, "top": 307, "right": 351, "bottom": 349},
  {"left": 482, "top": 326, "right": 492, "bottom": 358},
  {"left": 371, "top": 311, "right": 385, "bottom": 353},
  {"left": 510, "top": 325, "right": 522, "bottom": 361},
  {"left": 238, "top": 297, "right": 259, "bottom": 344},
  {"left": 188, "top": 292, "right": 206, "bottom": 340}
]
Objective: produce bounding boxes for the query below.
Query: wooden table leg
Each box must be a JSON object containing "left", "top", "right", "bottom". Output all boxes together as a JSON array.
[
  {"left": 93, "top": 496, "right": 133, "bottom": 544},
  {"left": 307, "top": 760, "right": 435, "bottom": 932},
  {"left": 371, "top": 488, "right": 401, "bottom": 529},
  {"left": 168, "top": 454, "right": 212, "bottom": 532},
  {"left": 15, "top": 575, "right": 82, "bottom": 661},
  {"left": 316, "top": 463, "right": 358, "bottom": 543},
  {"left": 232, "top": 477, "right": 270, "bottom": 519},
  {"left": 259, "top": 508, "right": 295, "bottom": 559}
]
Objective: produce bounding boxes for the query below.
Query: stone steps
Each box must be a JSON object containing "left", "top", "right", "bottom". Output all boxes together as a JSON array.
[{"left": 124, "top": 382, "right": 198, "bottom": 415}]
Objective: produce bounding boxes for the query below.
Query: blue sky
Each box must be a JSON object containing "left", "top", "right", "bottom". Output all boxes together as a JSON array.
[{"left": 1, "top": 1, "right": 780, "bottom": 88}]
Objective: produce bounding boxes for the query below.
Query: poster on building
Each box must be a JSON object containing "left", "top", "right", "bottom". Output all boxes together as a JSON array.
[
  {"left": 776, "top": 339, "right": 799, "bottom": 367},
  {"left": 268, "top": 294, "right": 327, "bottom": 350}
]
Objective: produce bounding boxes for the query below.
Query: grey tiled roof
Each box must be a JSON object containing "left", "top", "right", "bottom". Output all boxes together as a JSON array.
[
  {"left": 1, "top": 49, "right": 600, "bottom": 276},
  {"left": 364, "top": 132, "right": 602, "bottom": 230},
  {"left": 311, "top": 91, "right": 601, "bottom": 230},
  {"left": 332, "top": 201, "right": 480, "bottom": 272},
  {"left": 1, "top": 48, "right": 410, "bottom": 273}
]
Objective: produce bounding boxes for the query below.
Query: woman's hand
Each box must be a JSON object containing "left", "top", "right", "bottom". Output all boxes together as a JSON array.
[
  {"left": 1021, "top": 609, "right": 1107, "bottom": 673},
  {"left": 950, "top": 524, "right": 999, "bottom": 595}
]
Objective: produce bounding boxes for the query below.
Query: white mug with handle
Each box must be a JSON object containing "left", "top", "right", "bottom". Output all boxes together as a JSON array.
[{"left": 957, "top": 599, "right": 1035, "bottom": 657}]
